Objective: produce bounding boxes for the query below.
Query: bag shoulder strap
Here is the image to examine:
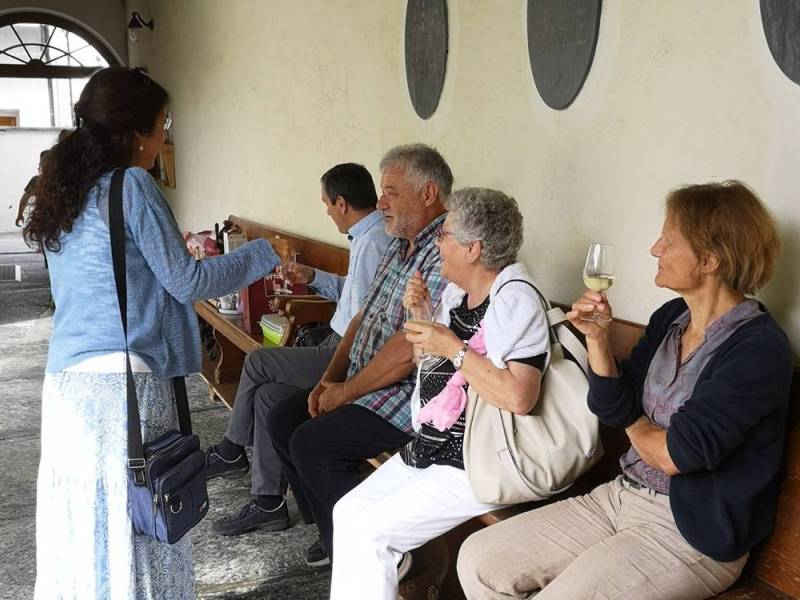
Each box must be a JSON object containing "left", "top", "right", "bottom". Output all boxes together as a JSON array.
[
  {"left": 495, "top": 278, "right": 589, "bottom": 376},
  {"left": 107, "top": 168, "right": 192, "bottom": 487}
]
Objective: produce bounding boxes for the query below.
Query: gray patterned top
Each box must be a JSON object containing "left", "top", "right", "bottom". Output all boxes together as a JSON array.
[{"left": 621, "top": 299, "right": 763, "bottom": 493}]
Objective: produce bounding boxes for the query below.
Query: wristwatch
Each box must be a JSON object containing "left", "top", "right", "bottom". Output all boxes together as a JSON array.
[{"left": 451, "top": 341, "right": 469, "bottom": 370}]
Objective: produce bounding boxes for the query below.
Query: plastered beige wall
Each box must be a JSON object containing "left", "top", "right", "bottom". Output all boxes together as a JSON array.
[
  {"left": 0, "top": 129, "right": 59, "bottom": 231},
  {"left": 129, "top": 0, "right": 800, "bottom": 352}
]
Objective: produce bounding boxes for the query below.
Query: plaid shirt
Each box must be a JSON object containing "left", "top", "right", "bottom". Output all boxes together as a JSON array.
[{"left": 350, "top": 214, "right": 447, "bottom": 433}]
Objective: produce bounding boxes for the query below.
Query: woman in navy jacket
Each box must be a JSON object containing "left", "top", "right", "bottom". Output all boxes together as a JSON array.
[{"left": 457, "top": 181, "right": 792, "bottom": 600}]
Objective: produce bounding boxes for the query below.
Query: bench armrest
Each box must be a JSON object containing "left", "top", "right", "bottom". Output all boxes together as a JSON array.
[
  {"left": 280, "top": 298, "right": 337, "bottom": 327},
  {"left": 272, "top": 295, "right": 337, "bottom": 346}
]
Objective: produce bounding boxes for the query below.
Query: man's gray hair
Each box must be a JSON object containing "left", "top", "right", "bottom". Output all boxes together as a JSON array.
[
  {"left": 448, "top": 187, "right": 524, "bottom": 271},
  {"left": 379, "top": 143, "right": 454, "bottom": 199}
]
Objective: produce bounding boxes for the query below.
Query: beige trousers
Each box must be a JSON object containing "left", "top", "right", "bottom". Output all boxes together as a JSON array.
[{"left": 457, "top": 476, "right": 747, "bottom": 600}]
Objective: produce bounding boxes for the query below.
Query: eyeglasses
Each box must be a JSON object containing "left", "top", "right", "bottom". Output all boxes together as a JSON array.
[
  {"left": 163, "top": 112, "right": 173, "bottom": 132},
  {"left": 435, "top": 226, "right": 455, "bottom": 242}
]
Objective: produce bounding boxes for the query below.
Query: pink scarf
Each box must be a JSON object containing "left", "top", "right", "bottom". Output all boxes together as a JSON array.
[{"left": 417, "top": 325, "right": 487, "bottom": 431}]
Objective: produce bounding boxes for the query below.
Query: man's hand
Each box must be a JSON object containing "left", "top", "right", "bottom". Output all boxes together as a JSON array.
[
  {"left": 317, "top": 379, "right": 354, "bottom": 414},
  {"left": 308, "top": 381, "right": 324, "bottom": 417},
  {"left": 403, "top": 270, "right": 431, "bottom": 309},
  {"left": 287, "top": 262, "right": 315, "bottom": 284}
]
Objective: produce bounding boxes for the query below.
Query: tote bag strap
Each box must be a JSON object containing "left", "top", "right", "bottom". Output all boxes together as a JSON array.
[
  {"left": 481, "top": 279, "right": 591, "bottom": 500},
  {"left": 495, "top": 279, "right": 588, "bottom": 376},
  {"left": 108, "top": 168, "right": 192, "bottom": 486}
]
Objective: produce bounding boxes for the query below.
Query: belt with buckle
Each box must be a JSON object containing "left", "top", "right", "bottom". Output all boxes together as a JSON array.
[{"left": 622, "top": 474, "right": 663, "bottom": 495}]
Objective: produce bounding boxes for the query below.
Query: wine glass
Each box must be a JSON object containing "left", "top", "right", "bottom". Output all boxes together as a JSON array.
[
  {"left": 405, "top": 299, "right": 435, "bottom": 367},
  {"left": 582, "top": 243, "right": 614, "bottom": 322},
  {"left": 277, "top": 252, "right": 298, "bottom": 294}
]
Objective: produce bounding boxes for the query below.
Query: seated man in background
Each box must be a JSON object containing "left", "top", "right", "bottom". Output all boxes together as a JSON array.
[
  {"left": 266, "top": 143, "right": 453, "bottom": 567},
  {"left": 207, "top": 162, "right": 392, "bottom": 536}
]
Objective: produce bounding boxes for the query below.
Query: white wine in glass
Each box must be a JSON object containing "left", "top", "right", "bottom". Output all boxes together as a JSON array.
[
  {"left": 405, "top": 300, "right": 435, "bottom": 367},
  {"left": 277, "top": 252, "right": 299, "bottom": 294},
  {"left": 583, "top": 274, "right": 615, "bottom": 292},
  {"left": 582, "top": 243, "right": 614, "bottom": 321}
]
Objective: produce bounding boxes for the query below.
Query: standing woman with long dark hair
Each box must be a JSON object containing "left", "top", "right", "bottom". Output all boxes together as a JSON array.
[{"left": 24, "top": 67, "right": 284, "bottom": 599}]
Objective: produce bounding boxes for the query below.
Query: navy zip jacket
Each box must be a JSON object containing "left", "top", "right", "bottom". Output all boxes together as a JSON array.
[{"left": 588, "top": 298, "right": 792, "bottom": 561}]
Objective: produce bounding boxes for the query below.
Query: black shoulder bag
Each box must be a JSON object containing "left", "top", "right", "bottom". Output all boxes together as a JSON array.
[{"left": 108, "top": 167, "right": 209, "bottom": 544}]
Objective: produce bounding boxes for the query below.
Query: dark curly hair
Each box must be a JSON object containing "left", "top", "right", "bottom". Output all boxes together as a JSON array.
[{"left": 24, "top": 67, "right": 168, "bottom": 252}]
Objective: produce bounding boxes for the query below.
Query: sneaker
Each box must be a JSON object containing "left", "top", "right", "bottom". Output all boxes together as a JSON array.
[
  {"left": 304, "top": 537, "right": 331, "bottom": 567},
  {"left": 212, "top": 499, "right": 290, "bottom": 536},
  {"left": 205, "top": 444, "right": 250, "bottom": 480},
  {"left": 397, "top": 551, "right": 413, "bottom": 582}
]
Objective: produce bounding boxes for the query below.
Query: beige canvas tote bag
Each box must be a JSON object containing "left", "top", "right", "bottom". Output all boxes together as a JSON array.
[{"left": 463, "top": 289, "right": 603, "bottom": 504}]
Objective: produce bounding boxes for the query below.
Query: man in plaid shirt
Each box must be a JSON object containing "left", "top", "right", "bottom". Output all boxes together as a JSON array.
[{"left": 268, "top": 144, "right": 453, "bottom": 566}]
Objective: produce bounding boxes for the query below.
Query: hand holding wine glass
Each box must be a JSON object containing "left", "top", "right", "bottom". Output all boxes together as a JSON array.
[
  {"left": 284, "top": 262, "right": 315, "bottom": 285},
  {"left": 581, "top": 243, "right": 614, "bottom": 322},
  {"left": 403, "top": 271, "right": 435, "bottom": 366},
  {"left": 566, "top": 289, "right": 614, "bottom": 340},
  {"left": 277, "top": 252, "right": 299, "bottom": 294}
]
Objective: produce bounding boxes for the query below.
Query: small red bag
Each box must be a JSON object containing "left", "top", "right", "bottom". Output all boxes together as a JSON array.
[{"left": 239, "top": 276, "right": 307, "bottom": 336}]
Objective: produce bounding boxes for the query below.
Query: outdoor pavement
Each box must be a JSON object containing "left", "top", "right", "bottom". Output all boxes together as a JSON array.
[{"left": 0, "top": 231, "right": 332, "bottom": 599}]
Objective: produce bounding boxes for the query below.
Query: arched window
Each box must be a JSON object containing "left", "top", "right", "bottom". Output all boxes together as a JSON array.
[{"left": 0, "top": 12, "right": 119, "bottom": 127}]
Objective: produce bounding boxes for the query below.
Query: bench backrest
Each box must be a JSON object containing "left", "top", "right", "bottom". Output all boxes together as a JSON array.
[
  {"left": 753, "top": 368, "right": 800, "bottom": 596},
  {"left": 229, "top": 215, "right": 350, "bottom": 276},
  {"left": 602, "top": 317, "right": 800, "bottom": 596}
]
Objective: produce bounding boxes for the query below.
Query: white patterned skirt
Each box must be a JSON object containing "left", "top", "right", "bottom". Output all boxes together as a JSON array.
[{"left": 35, "top": 371, "right": 195, "bottom": 600}]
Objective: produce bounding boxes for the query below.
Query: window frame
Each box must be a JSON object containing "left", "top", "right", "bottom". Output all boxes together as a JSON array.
[{"left": 0, "top": 12, "right": 119, "bottom": 79}]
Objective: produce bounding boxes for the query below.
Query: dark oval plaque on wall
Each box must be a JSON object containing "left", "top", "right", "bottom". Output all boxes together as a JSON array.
[
  {"left": 761, "top": 0, "right": 800, "bottom": 85},
  {"left": 527, "top": 0, "right": 602, "bottom": 110},
  {"left": 405, "top": 0, "right": 448, "bottom": 120}
]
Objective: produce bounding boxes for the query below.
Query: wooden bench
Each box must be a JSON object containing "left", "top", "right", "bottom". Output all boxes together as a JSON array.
[
  {"left": 195, "top": 215, "right": 349, "bottom": 407},
  {"left": 395, "top": 313, "right": 800, "bottom": 599},
  {"left": 194, "top": 223, "right": 800, "bottom": 598}
]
